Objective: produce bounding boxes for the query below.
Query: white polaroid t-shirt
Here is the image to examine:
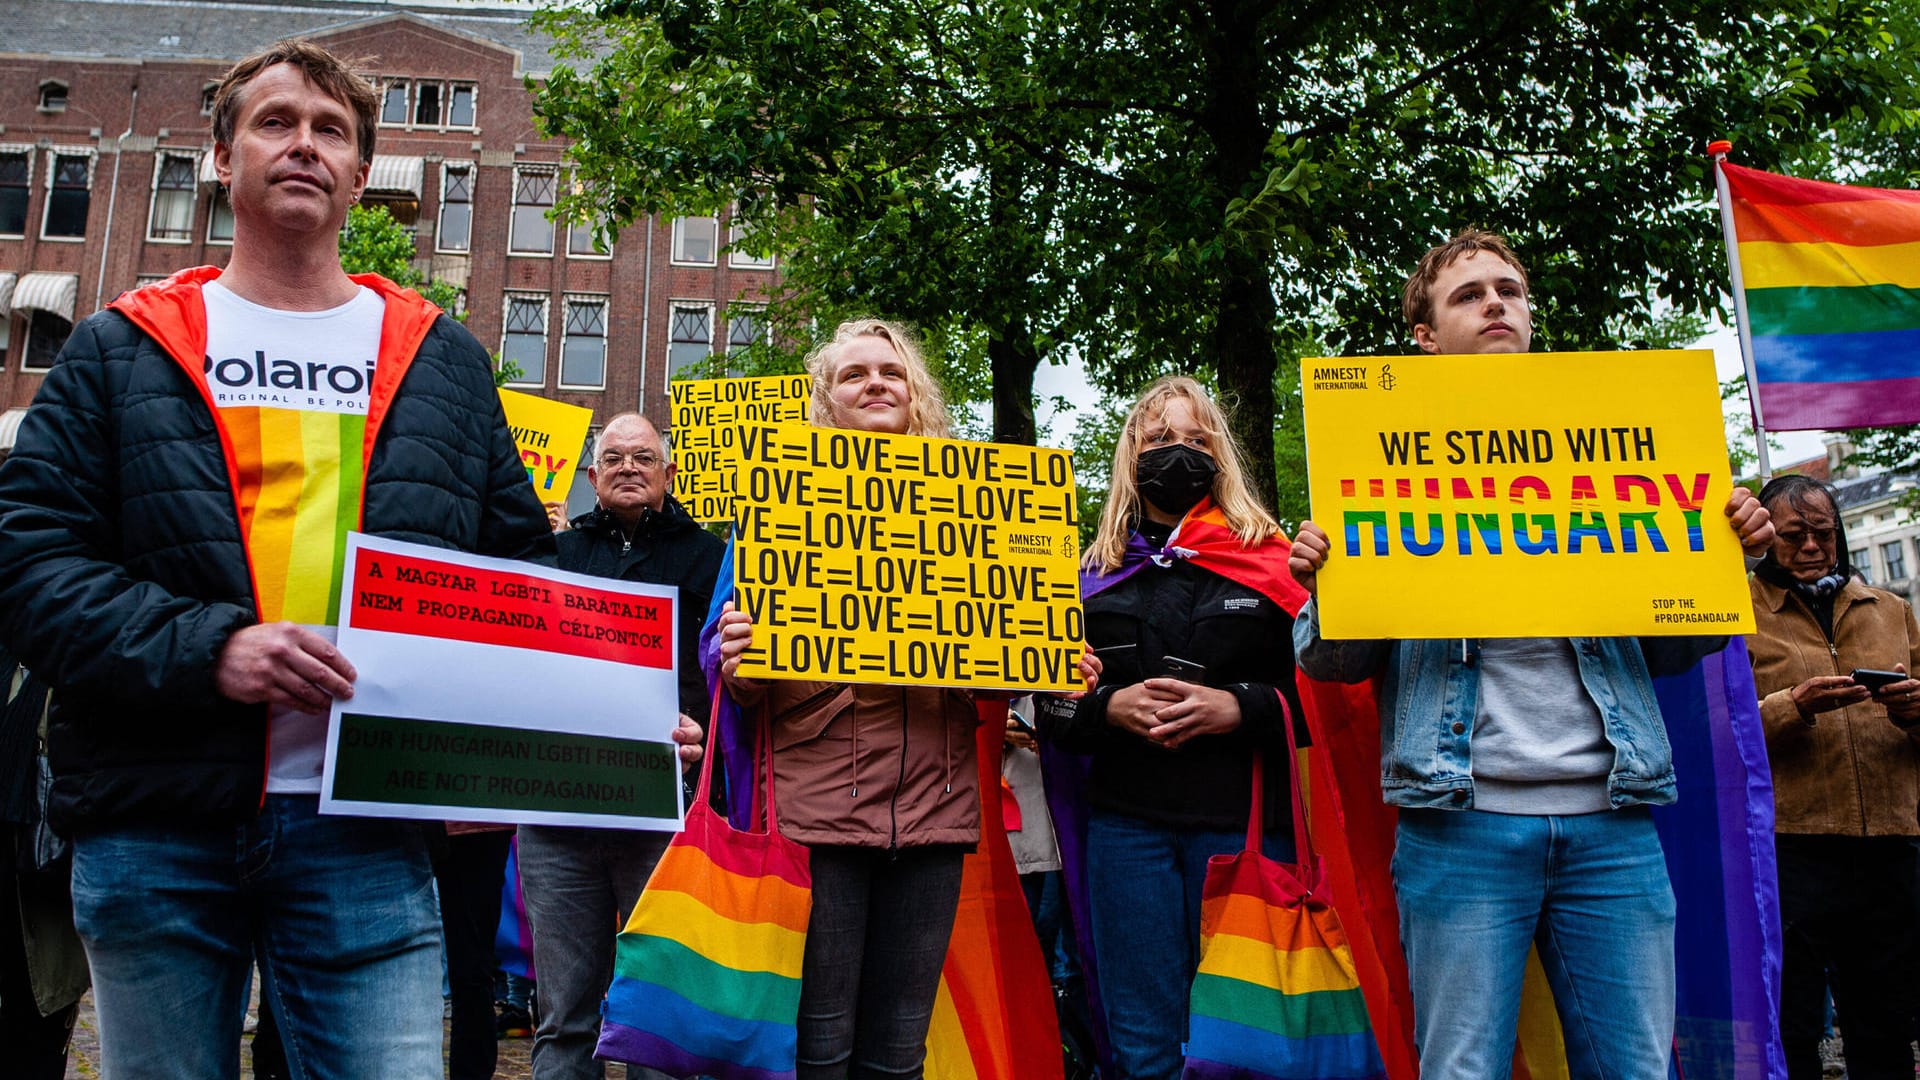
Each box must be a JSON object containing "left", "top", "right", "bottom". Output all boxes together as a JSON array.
[{"left": 202, "top": 279, "right": 384, "bottom": 793}]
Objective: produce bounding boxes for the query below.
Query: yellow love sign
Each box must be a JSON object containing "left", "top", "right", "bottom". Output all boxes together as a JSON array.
[
  {"left": 669, "top": 374, "right": 813, "bottom": 522},
  {"left": 731, "top": 423, "right": 1085, "bottom": 691}
]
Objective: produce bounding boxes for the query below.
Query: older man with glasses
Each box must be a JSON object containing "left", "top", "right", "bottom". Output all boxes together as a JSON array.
[
  {"left": 516, "top": 412, "right": 723, "bottom": 1080},
  {"left": 1747, "top": 472, "right": 1920, "bottom": 1080}
]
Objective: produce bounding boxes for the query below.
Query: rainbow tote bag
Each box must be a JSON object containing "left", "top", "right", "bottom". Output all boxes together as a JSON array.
[
  {"left": 1181, "top": 703, "right": 1386, "bottom": 1080},
  {"left": 596, "top": 706, "right": 812, "bottom": 1080}
]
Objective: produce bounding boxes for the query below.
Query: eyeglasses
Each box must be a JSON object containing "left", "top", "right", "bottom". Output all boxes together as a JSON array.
[
  {"left": 598, "top": 451, "right": 663, "bottom": 470},
  {"left": 1777, "top": 527, "right": 1838, "bottom": 547}
]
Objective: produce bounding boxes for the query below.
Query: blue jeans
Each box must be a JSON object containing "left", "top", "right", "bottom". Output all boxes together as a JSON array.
[
  {"left": 1392, "top": 807, "right": 1676, "bottom": 1080},
  {"left": 1086, "top": 810, "right": 1292, "bottom": 1080},
  {"left": 68, "top": 795, "right": 443, "bottom": 1080}
]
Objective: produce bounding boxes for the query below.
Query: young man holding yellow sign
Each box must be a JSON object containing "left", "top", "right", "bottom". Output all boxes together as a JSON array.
[{"left": 1289, "top": 230, "right": 1773, "bottom": 1080}]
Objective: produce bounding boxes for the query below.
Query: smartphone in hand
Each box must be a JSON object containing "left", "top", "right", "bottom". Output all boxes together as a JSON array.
[
  {"left": 1162, "top": 655, "right": 1206, "bottom": 683},
  {"left": 1851, "top": 668, "right": 1905, "bottom": 691}
]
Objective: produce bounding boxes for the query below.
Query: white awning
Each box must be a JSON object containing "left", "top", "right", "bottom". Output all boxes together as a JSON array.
[
  {"left": 0, "top": 409, "right": 29, "bottom": 453},
  {"left": 196, "top": 154, "right": 422, "bottom": 198},
  {"left": 364, "top": 155, "right": 425, "bottom": 198},
  {"left": 0, "top": 272, "right": 15, "bottom": 315},
  {"left": 11, "top": 272, "right": 78, "bottom": 322}
]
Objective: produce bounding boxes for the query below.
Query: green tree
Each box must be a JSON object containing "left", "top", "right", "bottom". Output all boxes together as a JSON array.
[
  {"left": 337, "top": 204, "right": 464, "bottom": 320},
  {"left": 535, "top": 0, "right": 1920, "bottom": 508}
]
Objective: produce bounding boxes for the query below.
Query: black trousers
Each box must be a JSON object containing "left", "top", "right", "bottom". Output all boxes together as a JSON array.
[
  {"left": 433, "top": 830, "right": 513, "bottom": 1080},
  {"left": 796, "top": 845, "right": 966, "bottom": 1080},
  {"left": 1776, "top": 834, "right": 1920, "bottom": 1080}
]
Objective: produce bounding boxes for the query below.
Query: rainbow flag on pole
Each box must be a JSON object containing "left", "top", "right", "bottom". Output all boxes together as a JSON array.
[{"left": 1716, "top": 158, "right": 1920, "bottom": 431}]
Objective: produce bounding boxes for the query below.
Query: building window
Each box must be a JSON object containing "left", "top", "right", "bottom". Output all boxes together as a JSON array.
[
  {"left": 510, "top": 167, "right": 556, "bottom": 254},
  {"left": 208, "top": 188, "right": 235, "bottom": 243},
  {"left": 668, "top": 304, "right": 713, "bottom": 377},
  {"left": 568, "top": 217, "right": 609, "bottom": 258},
  {"left": 42, "top": 152, "right": 91, "bottom": 239},
  {"left": 1882, "top": 540, "right": 1907, "bottom": 581},
  {"left": 201, "top": 82, "right": 218, "bottom": 116},
  {"left": 560, "top": 297, "right": 608, "bottom": 388},
  {"left": 380, "top": 80, "right": 408, "bottom": 126},
  {"left": 147, "top": 152, "right": 197, "bottom": 241},
  {"left": 38, "top": 80, "right": 67, "bottom": 114},
  {"left": 671, "top": 216, "right": 718, "bottom": 265},
  {"left": 414, "top": 82, "right": 443, "bottom": 128},
  {"left": 1853, "top": 550, "right": 1872, "bottom": 583},
  {"left": 728, "top": 219, "right": 776, "bottom": 269},
  {"left": 0, "top": 150, "right": 29, "bottom": 236},
  {"left": 438, "top": 164, "right": 472, "bottom": 253},
  {"left": 727, "top": 306, "right": 768, "bottom": 358},
  {"left": 501, "top": 295, "right": 548, "bottom": 385},
  {"left": 22, "top": 311, "right": 72, "bottom": 371},
  {"left": 447, "top": 83, "right": 476, "bottom": 129}
]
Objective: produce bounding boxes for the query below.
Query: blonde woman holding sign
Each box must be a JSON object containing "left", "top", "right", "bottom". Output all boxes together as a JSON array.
[{"left": 714, "top": 319, "right": 1004, "bottom": 1080}]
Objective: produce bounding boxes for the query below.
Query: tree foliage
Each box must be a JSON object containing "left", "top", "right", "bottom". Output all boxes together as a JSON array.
[
  {"left": 337, "top": 204, "right": 464, "bottom": 319},
  {"left": 534, "top": 0, "right": 1920, "bottom": 510}
]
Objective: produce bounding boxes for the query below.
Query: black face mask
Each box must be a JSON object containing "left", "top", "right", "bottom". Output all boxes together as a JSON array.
[{"left": 1136, "top": 444, "right": 1219, "bottom": 516}]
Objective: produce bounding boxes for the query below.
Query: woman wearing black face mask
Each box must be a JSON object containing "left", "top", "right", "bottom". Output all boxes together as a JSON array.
[{"left": 1046, "top": 376, "right": 1305, "bottom": 1080}]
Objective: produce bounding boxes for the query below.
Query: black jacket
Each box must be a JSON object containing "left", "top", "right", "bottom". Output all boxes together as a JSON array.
[
  {"left": 1054, "top": 555, "right": 1305, "bottom": 832},
  {"left": 0, "top": 271, "right": 554, "bottom": 832},
  {"left": 560, "top": 500, "right": 724, "bottom": 724}
]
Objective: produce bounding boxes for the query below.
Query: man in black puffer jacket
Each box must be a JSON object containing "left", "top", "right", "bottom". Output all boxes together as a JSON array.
[
  {"left": 518, "top": 411, "right": 723, "bottom": 1079},
  {"left": 0, "top": 40, "right": 552, "bottom": 1079}
]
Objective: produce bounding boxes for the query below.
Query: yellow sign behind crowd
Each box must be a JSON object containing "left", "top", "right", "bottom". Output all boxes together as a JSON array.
[
  {"left": 670, "top": 374, "right": 813, "bottom": 522},
  {"left": 1302, "top": 349, "right": 1754, "bottom": 639},
  {"left": 732, "top": 423, "right": 1086, "bottom": 691},
  {"left": 498, "top": 388, "right": 594, "bottom": 509}
]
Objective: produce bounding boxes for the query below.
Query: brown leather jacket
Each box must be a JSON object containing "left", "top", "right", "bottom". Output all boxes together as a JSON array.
[
  {"left": 1749, "top": 574, "right": 1920, "bottom": 836},
  {"left": 730, "top": 678, "right": 982, "bottom": 849}
]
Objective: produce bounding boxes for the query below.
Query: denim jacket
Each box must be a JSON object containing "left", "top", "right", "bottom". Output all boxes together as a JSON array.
[{"left": 1292, "top": 598, "right": 1724, "bottom": 811}]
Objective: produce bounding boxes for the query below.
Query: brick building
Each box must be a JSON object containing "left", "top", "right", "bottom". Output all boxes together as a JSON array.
[{"left": 0, "top": 0, "right": 775, "bottom": 508}]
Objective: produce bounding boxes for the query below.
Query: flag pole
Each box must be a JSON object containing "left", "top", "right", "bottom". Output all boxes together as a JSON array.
[{"left": 1710, "top": 139, "right": 1772, "bottom": 480}]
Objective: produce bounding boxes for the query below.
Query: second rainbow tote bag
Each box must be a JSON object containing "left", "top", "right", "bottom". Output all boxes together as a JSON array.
[{"left": 1181, "top": 698, "right": 1386, "bottom": 1080}]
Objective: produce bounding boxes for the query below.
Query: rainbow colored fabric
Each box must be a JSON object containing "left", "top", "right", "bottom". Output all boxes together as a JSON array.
[
  {"left": 597, "top": 745, "right": 812, "bottom": 1080},
  {"left": 494, "top": 836, "right": 536, "bottom": 980},
  {"left": 922, "top": 715, "right": 1067, "bottom": 1080},
  {"left": 1721, "top": 161, "right": 1920, "bottom": 430},
  {"left": 223, "top": 408, "right": 365, "bottom": 624}
]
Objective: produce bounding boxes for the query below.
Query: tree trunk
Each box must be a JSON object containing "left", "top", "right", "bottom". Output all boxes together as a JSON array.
[
  {"left": 1199, "top": 2, "right": 1281, "bottom": 507},
  {"left": 990, "top": 327, "right": 1039, "bottom": 446},
  {"left": 986, "top": 155, "right": 1040, "bottom": 447},
  {"left": 1215, "top": 261, "right": 1279, "bottom": 507}
]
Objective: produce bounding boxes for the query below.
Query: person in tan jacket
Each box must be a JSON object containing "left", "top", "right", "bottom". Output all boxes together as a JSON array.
[
  {"left": 715, "top": 319, "right": 994, "bottom": 1080},
  {"left": 1747, "top": 473, "right": 1920, "bottom": 1080}
]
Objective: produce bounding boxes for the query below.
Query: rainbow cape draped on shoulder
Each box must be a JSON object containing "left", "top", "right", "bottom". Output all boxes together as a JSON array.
[{"left": 697, "top": 541, "right": 1064, "bottom": 1080}]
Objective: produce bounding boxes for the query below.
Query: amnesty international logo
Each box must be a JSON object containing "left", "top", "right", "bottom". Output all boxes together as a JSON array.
[
  {"left": 1377, "top": 364, "right": 1397, "bottom": 391},
  {"left": 1060, "top": 533, "right": 1078, "bottom": 561}
]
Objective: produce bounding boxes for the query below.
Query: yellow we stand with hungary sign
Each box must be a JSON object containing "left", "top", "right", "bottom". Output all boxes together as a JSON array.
[{"left": 1300, "top": 349, "right": 1755, "bottom": 639}]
